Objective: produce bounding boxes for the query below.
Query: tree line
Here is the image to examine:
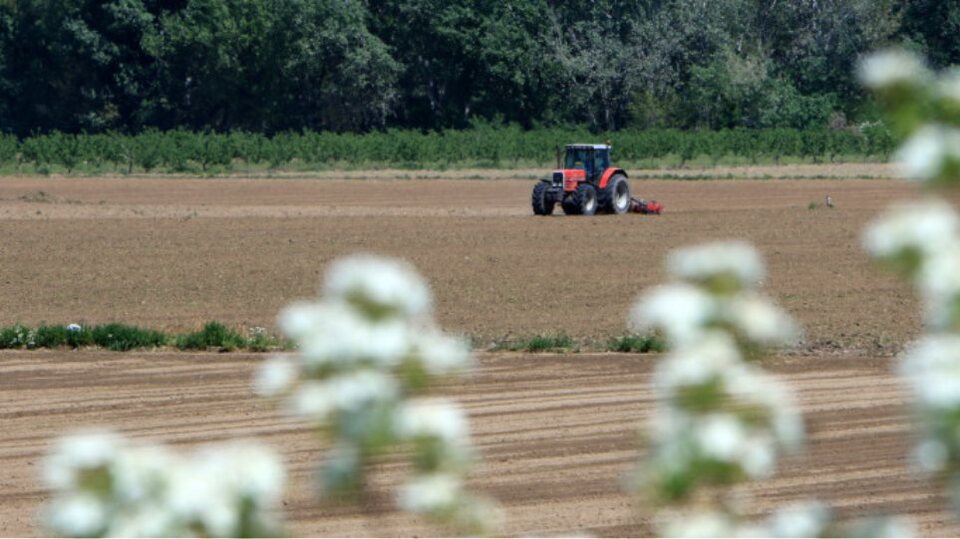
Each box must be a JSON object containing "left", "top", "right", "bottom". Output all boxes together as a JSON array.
[{"left": 0, "top": 0, "right": 949, "bottom": 137}]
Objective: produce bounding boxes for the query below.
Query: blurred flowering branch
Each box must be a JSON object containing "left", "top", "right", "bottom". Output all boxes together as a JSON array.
[
  {"left": 43, "top": 431, "right": 284, "bottom": 537},
  {"left": 254, "top": 254, "right": 499, "bottom": 536},
  {"left": 630, "top": 241, "right": 910, "bottom": 537},
  {"left": 861, "top": 48, "right": 960, "bottom": 520},
  {"left": 629, "top": 241, "right": 804, "bottom": 532}
]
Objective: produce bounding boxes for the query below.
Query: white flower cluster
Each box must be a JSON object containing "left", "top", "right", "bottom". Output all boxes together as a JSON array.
[
  {"left": 254, "top": 254, "right": 497, "bottom": 535},
  {"left": 864, "top": 200, "right": 960, "bottom": 331},
  {"left": 630, "top": 242, "right": 806, "bottom": 530},
  {"left": 859, "top": 49, "right": 960, "bottom": 185},
  {"left": 659, "top": 502, "right": 912, "bottom": 538},
  {"left": 858, "top": 49, "right": 930, "bottom": 91},
  {"left": 890, "top": 316, "right": 960, "bottom": 485},
  {"left": 43, "top": 431, "right": 284, "bottom": 538},
  {"left": 633, "top": 241, "right": 798, "bottom": 350},
  {"left": 861, "top": 52, "right": 960, "bottom": 521}
]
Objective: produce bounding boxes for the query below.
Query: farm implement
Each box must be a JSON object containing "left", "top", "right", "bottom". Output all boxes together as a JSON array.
[{"left": 531, "top": 144, "right": 663, "bottom": 216}]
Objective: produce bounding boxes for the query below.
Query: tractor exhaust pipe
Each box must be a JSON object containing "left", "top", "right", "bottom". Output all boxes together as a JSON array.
[{"left": 555, "top": 145, "right": 561, "bottom": 170}]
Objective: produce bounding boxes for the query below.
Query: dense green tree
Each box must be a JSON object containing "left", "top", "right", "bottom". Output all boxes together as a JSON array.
[
  {"left": 147, "top": 0, "right": 397, "bottom": 132},
  {"left": 898, "top": 0, "right": 960, "bottom": 68},
  {"left": 0, "top": 1, "right": 12, "bottom": 133},
  {"left": 5, "top": 0, "right": 158, "bottom": 134},
  {"left": 757, "top": 0, "right": 898, "bottom": 110}
]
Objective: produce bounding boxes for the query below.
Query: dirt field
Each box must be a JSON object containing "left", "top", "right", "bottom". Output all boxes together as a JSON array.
[
  {"left": 1, "top": 167, "right": 953, "bottom": 536},
  {"left": 0, "top": 170, "right": 922, "bottom": 351},
  {"left": 0, "top": 351, "right": 954, "bottom": 537}
]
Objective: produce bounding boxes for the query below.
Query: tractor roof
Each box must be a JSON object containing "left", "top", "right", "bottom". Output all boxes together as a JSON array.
[{"left": 566, "top": 143, "right": 610, "bottom": 150}]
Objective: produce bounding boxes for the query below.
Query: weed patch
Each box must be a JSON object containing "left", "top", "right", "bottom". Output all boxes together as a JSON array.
[{"left": 175, "top": 321, "right": 245, "bottom": 351}]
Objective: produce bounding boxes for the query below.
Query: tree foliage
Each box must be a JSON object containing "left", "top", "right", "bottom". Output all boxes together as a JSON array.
[{"left": 0, "top": 0, "right": 950, "bottom": 136}]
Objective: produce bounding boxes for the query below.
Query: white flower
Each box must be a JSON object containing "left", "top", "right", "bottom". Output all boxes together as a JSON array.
[
  {"left": 324, "top": 254, "right": 432, "bottom": 318},
  {"left": 111, "top": 445, "right": 174, "bottom": 502},
  {"left": 894, "top": 124, "right": 960, "bottom": 182},
  {"left": 899, "top": 334, "right": 960, "bottom": 409},
  {"left": 724, "top": 294, "right": 798, "bottom": 346},
  {"left": 282, "top": 301, "right": 411, "bottom": 368},
  {"left": 919, "top": 244, "right": 960, "bottom": 296},
  {"left": 396, "top": 399, "right": 470, "bottom": 444},
  {"left": 659, "top": 511, "right": 764, "bottom": 538},
  {"left": 667, "top": 241, "right": 765, "bottom": 290},
  {"left": 45, "top": 493, "right": 107, "bottom": 537},
  {"left": 864, "top": 199, "right": 959, "bottom": 260},
  {"left": 44, "top": 431, "right": 123, "bottom": 490},
  {"left": 287, "top": 369, "right": 399, "bottom": 422},
  {"left": 195, "top": 442, "right": 285, "bottom": 503},
  {"left": 913, "top": 439, "right": 949, "bottom": 473},
  {"left": 725, "top": 367, "right": 805, "bottom": 450},
  {"left": 858, "top": 49, "right": 930, "bottom": 89},
  {"left": 329, "top": 369, "right": 398, "bottom": 412},
  {"left": 166, "top": 464, "right": 238, "bottom": 538},
  {"left": 254, "top": 355, "right": 298, "bottom": 397},
  {"left": 398, "top": 473, "right": 462, "bottom": 513},
  {"left": 411, "top": 329, "right": 472, "bottom": 375},
  {"left": 631, "top": 284, "right": 716, "bottom": 344},
  {"left": 695, "top": 414, "right": 745, "bottom": 462},
  {"left": 654, "top": 332, "right": 741, "bottom": 394},
  {"left": 767, "top": 501, "right": 830, "bottom": 538},
  {"left": 938, "top": 69, "right": 960, "bottom": 103},
  {"left": 287, "top": 381, "right": 335, "bottom": 421},
  {"left": 739, "top": 434, "right": 777, "bottom": 478},
  {"left": 166, "top": 443, "right": 282, "bottom": 537},
  {"left": 103, "top": 507, "right": 179, "bottom": 538}
]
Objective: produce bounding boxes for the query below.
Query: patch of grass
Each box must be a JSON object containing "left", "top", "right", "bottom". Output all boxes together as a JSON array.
[
  {"left": 246, "top": 326, "right": 289, "bottom": 352},
  {"left": 492, "top": 333, "right": 576, "bottom": 352},
  {"left": 91, "top": 323, "right": 168, "bottom": 351},
  {"left": 0, "top": 324, "right": 33, "bottom": 349},
  {"left": 0, "top": 323, "right": 167, "bottom": 350},
  {"left": 607, "top": 334, "right": 666, "bottom": 353},
  {"left": 35, "top": 324, "right": 89, "bottom": 348},
  {"left": 175, "top": 321, "right": 245, "bottom": 351},
  {"left": 808, "top": 201, "right": 819, "bottom": 210}
]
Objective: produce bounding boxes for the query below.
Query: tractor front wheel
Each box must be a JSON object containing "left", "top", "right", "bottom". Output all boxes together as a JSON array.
[
  {"left": 562, "top": 184, "right": 597, "bottom": 215},
  {"left": 532, "top": 181, "right": 555, "bottom": 215},
  {"left": 599, "top": 174, "right": 631, "bottom": 214}
]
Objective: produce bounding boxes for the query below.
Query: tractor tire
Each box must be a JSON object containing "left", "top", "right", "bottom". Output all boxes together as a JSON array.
[
  {"left": 599, "top": 174, "right": 631, "bottom": 214},
  {"left": 562, "top": 184, "right": 597, "bottom": 216},
  {"left": 531, "top": 181, "right": 555, "bottom": 215}
]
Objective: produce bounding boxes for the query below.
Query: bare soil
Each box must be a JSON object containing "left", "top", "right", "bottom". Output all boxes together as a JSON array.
[
  {"left": 0, "top": 174, "right": 922, "bottom": 351},
  {"left": 0, "top": 169, "right": 950, "bottom": 536},
  {"left": 0, "top": 350, "right": 953, "bottom": 537}
]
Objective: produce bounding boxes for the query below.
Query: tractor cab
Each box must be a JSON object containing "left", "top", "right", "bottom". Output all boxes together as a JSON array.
[{"left": 563, "top": 144, "right": 610, "bottom": 183}]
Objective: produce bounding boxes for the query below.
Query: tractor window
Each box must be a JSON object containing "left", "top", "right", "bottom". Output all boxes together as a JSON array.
[
  {"left": 564, "top": 149, "right": 589, "bottom": 169},
  {"left": 595, "top": 152, "right": 609, "bottom": 172}
]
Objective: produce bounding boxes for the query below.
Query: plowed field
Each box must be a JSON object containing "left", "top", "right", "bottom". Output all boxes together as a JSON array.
[
  {"left": 1, "top": 168, "right": 952, "bottom": 536},
  {"left": 0, "top": 351, "right": 954, "bottom": 537},
  {"left": 0, "top": 171, "right": 922, "bottom": 350}
]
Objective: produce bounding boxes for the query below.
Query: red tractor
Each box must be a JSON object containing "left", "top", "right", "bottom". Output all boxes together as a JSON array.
[{"left": 532, "top": 144, "right": 632, "bottom": 216}]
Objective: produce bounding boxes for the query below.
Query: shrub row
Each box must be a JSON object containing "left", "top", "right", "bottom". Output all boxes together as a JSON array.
[
  {"left": 0, "top": 322, "right": 288, "bottom": 352},
  {"left": 0, "top": 322, "right": 665, "bottom": 354},
  {"left": 490, "top": 333, "right": 665, "bottom": 353},
  {"left": 0, "top": 125, "right": 896, "bottom": 174}
]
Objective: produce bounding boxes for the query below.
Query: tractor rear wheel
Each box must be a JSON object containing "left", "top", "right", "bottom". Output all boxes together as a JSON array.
[
  {"left": 599, "top": 174, "right": 630, "bottom": 214},
  {"left": 562, "top": 184, "right": 597, "bottom": 215},
  {"left": 531, "top": 181, "right": 555, "bottom": 215}
]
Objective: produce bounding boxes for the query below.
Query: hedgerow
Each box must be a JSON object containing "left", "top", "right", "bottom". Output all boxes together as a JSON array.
[
  {"left": 0, "top": 126, "right": 896, "bottom": 174},
  {"left": 0, "top": 322, "right": 286, "bottom": 352}
]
